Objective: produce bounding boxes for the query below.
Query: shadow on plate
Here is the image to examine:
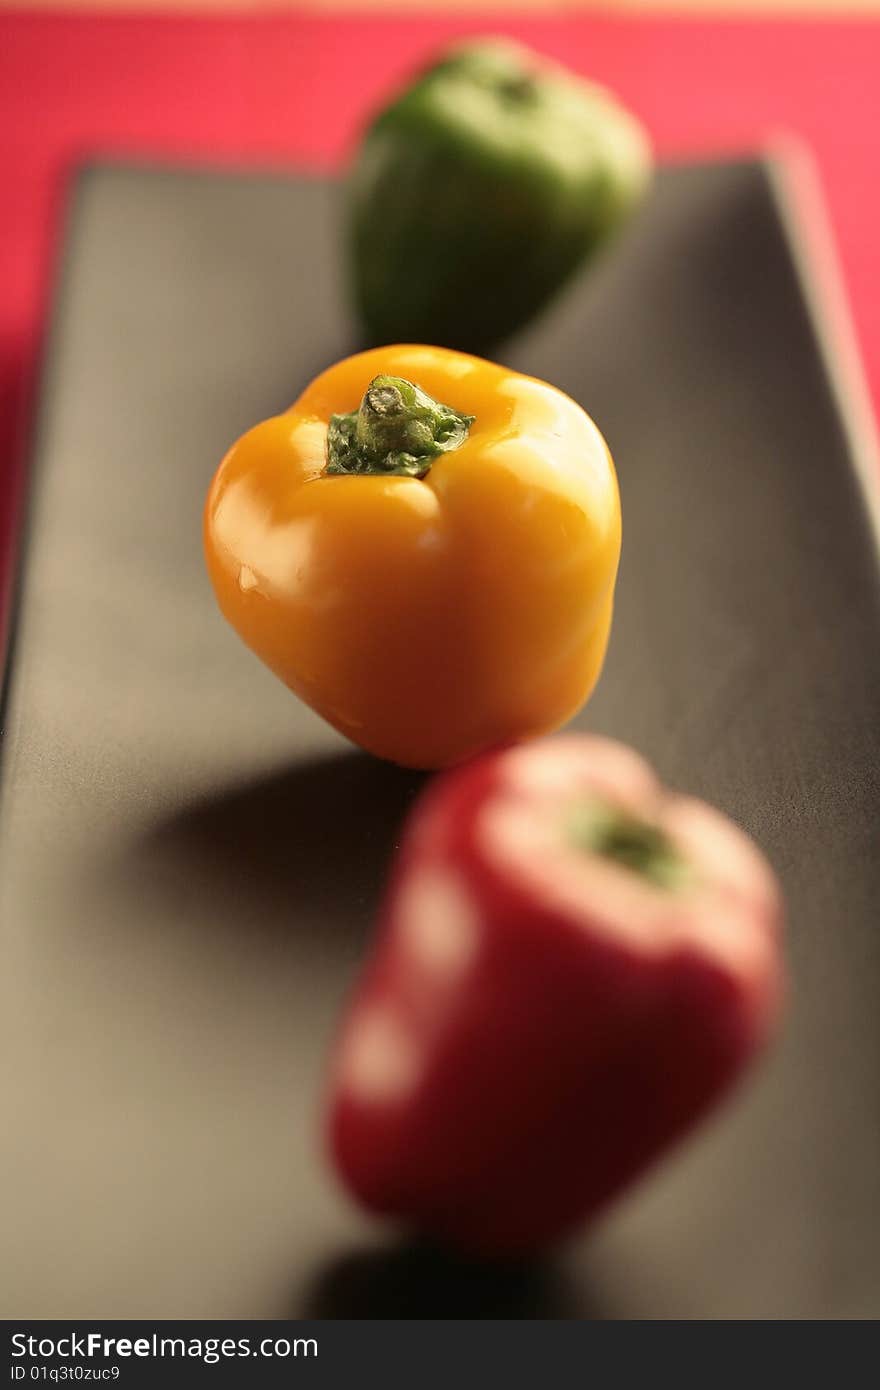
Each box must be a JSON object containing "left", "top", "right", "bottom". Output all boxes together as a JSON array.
[
  {"left": 134, "top": 750, "right": 426, "bottom": 945},
  {"left": 303, "top": 1239, "right": 595, "bottom": 1319}
]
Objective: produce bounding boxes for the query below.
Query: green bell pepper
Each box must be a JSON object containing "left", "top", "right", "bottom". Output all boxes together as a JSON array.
[{"left": 347, "top": 39, "right": 653, "bottom": 355}]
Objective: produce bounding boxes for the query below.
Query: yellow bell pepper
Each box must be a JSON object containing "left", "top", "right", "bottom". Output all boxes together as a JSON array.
[{"left": 204, "top": 345, "right": 621, "bottom": 769}]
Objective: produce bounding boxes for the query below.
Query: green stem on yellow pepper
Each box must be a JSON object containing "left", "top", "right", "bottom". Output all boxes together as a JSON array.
[{"left": 326, "top": 375, "right": 474, "bottom": 479}]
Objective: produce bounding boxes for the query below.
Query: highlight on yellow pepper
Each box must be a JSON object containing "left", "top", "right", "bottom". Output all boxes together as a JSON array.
[{"left": 204, "top": 345, "right": 621, "bottom": 769}]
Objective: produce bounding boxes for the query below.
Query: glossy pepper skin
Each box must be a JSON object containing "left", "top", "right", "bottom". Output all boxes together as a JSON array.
[
  {"left": 204, "top": 345, "right": 620, "bottom": 770},
  {"left": 348, "top": 39, "right": 652, "bottom": 355},
  {"left": 327, "top": 736, "right": 784, "bottom": 1255}
]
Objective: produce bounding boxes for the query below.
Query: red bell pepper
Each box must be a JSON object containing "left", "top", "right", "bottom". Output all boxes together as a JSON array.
[{"left": 326, "top": 736, "right": 784, "bottom": 1255}]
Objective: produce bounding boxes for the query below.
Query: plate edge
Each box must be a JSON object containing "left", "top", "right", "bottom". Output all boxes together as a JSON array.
[{"left": 764, "top": 143, "right": 880, "bottom": 577}]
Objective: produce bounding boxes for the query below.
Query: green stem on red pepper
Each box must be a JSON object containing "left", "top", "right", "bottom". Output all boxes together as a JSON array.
[
  {"left": 567, "top": 800, "right": 693, "bottom": 891},
  {"left": 326, "top": 375, "right": 475, "bottom": 479}
]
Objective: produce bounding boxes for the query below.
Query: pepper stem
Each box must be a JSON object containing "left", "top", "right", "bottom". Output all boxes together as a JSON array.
[
  {"left": 566, "top": 800, "right": 693, "bottom": 892},
  {"left": 326, "top": 375, "right": 475, "bottom": 479}
]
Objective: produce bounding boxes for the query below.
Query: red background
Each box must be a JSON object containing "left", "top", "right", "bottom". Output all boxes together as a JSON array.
[{"left": 2, "top": 10, "right": 879, "bottom": 628}]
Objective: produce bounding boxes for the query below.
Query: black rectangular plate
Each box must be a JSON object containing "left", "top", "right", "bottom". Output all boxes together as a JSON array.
[{"left": 2, "top": 161, "right": 879, "bottom": 1319}]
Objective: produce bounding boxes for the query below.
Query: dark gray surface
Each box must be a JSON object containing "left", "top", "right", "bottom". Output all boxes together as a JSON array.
[{"left": 1, "top": 161, "right": 879, "bottom": 1320}]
